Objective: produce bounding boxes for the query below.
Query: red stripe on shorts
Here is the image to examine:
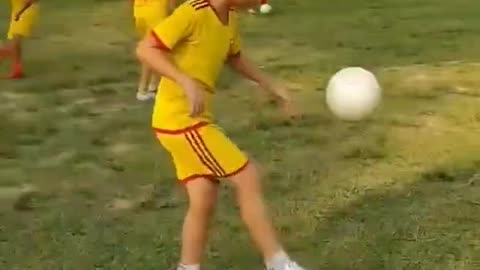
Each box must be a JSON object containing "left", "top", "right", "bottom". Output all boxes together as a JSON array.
[
  {"left": 185, "top": 132, "right": 224, "bottom": 177},
  {"left": 191, "top": 130, "right": 226, "bottom": 176}
]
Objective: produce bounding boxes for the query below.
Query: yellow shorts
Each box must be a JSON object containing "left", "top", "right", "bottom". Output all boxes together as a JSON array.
[
  {"left": 8, "top": 2, "right": 39, "bottom": 39},
  {"left": 154, "top": 122, "right": 249, "bottom": 183},
  {"left": 135, "top": 14, "right": 165, "bottom": 38}
]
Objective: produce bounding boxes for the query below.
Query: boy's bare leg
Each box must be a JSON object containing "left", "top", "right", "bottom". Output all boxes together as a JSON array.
[
  {"left": 179, "top": 178, "right": 219, "bottom": 269},
  {"left": 228, "top": 162, "right": 306, "bottom": 270},
  {"left": 228, "top": 163, "right": 282, "bottom": 259}
]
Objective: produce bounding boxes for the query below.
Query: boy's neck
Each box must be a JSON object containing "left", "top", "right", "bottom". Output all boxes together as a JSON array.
[
  {"left": 209, "top": 0, "right": 230, "bottom": 13},
  {"left": 209, "top": 0, "right": 230, "bottom": 24}
]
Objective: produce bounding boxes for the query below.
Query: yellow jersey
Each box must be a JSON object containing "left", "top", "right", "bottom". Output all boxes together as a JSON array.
[
  {"left": 151, "top": 0, "right": 241, "bottom": 132},
  {"left": 134, "top": 0, "right": 169, "bottom": 18}
]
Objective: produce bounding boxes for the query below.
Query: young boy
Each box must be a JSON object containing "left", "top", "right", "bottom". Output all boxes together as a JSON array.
[
  {"left": 0, "top": 0, "right": 39, "bottom": 79},
  {"left": 133, "top": 0, "right": 177, "bottom": 101},
  {"left": 136, "top": 0, "right": 307, "bottom": 269}
]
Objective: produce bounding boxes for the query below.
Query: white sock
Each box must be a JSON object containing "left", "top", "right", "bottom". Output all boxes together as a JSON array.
[
  {"left": 266, "top": 250, "right": 290, "bottom": 269},
  {"left": 148, "top": 85, "right": 157, "bottom": 92},
  {"left": 177, "top": 264, "right": 200, "bottom": 270},
  {"left": 137, "top": 87, "right": 147, "bottom": 94}
]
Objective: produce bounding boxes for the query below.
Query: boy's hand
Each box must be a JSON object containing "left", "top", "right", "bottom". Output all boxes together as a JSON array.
[
  {"left": 226, "top": 53, "right": 302, "bottom": 119},
  {"left": 260, "top": 81, "right": 302, "bottom": 119},
  {"left": 179, "top": 76, "right": 205, "bottom": 117},
  {"left": 280, "top": 98, "right": 301, "bottom": 120}
]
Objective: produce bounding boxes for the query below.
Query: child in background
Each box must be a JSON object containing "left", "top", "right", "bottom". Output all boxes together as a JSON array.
[
  {"left": 0, "top": 0, "right": 39, "bottom": 79},
  {"left": 132, "top": 0, "right": 176, "bottom": 101}
]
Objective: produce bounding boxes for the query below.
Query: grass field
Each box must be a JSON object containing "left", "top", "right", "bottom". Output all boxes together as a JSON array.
[{"left": 1, "top": 0, "right": 480, "bottom": 269}]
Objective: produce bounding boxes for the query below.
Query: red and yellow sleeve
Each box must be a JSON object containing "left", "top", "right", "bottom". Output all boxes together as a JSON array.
[{"left": 151, "top": 3, "right": 194, "bottom": 50}]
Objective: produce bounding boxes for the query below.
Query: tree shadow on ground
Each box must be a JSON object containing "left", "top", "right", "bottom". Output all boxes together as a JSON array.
[{"left": 309, "top": 160, "right": 480, "bottom": 270}]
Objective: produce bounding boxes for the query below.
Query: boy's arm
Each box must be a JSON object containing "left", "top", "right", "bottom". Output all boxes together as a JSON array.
[
  {"left": 227, "top": 53, "right": 300, "bottom": 118},
  {"left": 15, "top": 0, "right": 37, "bottom": 21},
  {"left": 136, "top": 35, "right": 205, "bottom": 116},
  {"left": 227, "top": 53, "right": 290, "bottom": 102},
  {"left": 136, "top": 4, "right": 207, "bottom": 116},
  {"left": 136, "top": 36, "right": 188, "bottom": 85},
  {"left": 168, "top": 0, "right": 177, "bottom": 13},
  {"left": 136, "top": 3, "right": 191, "bottom": 81},
  {"left": 226, "top": 15, "right": 292, "bottom": 108}
]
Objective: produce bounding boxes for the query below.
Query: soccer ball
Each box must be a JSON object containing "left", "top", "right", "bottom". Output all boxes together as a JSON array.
[
  {"left": 260, "top": 4, "right": 272, "bottom": 14},
  {"left": 326, "top": 67, "right": 381, "bottom": 121}
]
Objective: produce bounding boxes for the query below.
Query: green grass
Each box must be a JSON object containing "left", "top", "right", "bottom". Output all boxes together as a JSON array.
[{"left": 1, "top": 0, "right": 480, "bottom": 269}]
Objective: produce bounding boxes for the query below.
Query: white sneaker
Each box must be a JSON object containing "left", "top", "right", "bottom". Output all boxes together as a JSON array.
[
  {"left": 148, "top": 89, "right": 157, "bottom": 98},
  {"left": 136, "top": 91, "right": 155, "bottom": 101},
  {"left": 267, "top": 261, "right": 306, "bottom": 270},
  {"left": 248, "top": 8, "right": 256, "bottom": 14},
  {"left": 260, "top": 3, "right": 272, "bottom": 14}
]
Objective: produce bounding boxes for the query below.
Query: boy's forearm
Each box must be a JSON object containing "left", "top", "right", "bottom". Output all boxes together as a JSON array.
[
  {"left": 228, "top": 53, "right": 292, "bottom": 103},
  {"left": 136, "top": 39, "right": 188, "bottom": 85},
  {"left": 228, "top": 54, "right": 273, "bottom": 88}
]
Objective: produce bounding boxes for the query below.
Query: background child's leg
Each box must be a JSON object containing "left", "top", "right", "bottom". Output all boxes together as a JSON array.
[
  {"left": 134, "top": 17, "right": 155, "bottom": 100},
  {"left": 1, "top": 35, "right": 24, "bottom": 78},
  {"left": 148, "top": 71, "right": 160, "bottom": 93},
  {"left": 136, "top": 63, "right": 153, "bottom": 100},
  {"left": 181, "top": 178, "right": 219, "bottom": 266},
  {"left": 9, "top": 36, "right": 23, "bottom": 77},
  {"left": 145, "top": 16, "right": 163, "bottom": 95},
  {"left": 0, "top": 42, "right": 13, "bottom": 59}
]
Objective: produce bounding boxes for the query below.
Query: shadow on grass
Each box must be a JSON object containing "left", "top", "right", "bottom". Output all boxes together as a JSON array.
[{"left": 309, "top": 160, "right": 480, "bottom": 270}]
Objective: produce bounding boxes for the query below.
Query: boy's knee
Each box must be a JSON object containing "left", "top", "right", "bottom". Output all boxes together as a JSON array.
[{"left": 189, "top": 193, "right": 216, "bottom": 212}]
